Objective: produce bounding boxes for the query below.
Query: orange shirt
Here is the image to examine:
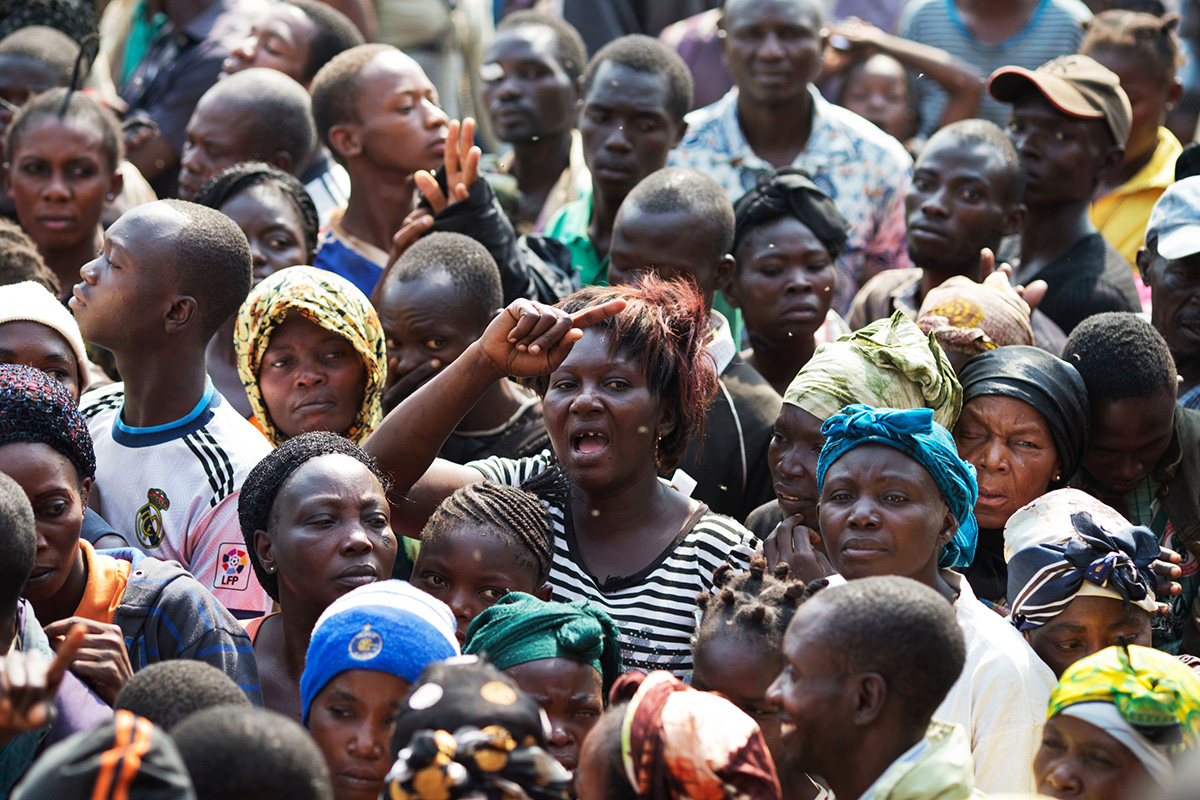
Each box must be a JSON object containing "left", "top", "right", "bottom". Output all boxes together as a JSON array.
[{"left": 74, "top": 540, "right": 133, "bottom": 624}]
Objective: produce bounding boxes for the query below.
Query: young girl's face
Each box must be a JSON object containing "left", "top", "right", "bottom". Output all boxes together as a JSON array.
[
  {"left": 5, "top": 115, "right": 117, "bottom": 254},
  {"left": 840, "top": 55, "right": 914, "bottom": 142},
  {"left": 259, "top": 313, "right": 367, "bottom": 440},
  {"left": 692, "top": 629, "right": 785, "bottom": 763},
  {"left": 412, "top": 523, "right": 543, "bottom": 646}
]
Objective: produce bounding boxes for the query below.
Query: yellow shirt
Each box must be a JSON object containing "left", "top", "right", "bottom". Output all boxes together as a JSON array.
[{"left": 1092, "top": 127, "right": 1183, "bottom": 271}]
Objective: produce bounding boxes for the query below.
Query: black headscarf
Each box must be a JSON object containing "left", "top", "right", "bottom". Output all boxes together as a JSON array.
[
  {"left": 959, "top": 346, "right": 1091, "bottom": 483},
  {"left": 732, "top": 168, "right": 849, "bottom": 258}
]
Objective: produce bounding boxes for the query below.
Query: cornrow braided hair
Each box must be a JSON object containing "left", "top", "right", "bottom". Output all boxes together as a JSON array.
[
  {"left": 1082, "top": 10, "right": 1183, "bottom": 83},
  {"left": 693, "top": 555, "right": 822, "bottom": 649},
  {"left": 422, "top": 467, "right": 568, "bottom": 585}
]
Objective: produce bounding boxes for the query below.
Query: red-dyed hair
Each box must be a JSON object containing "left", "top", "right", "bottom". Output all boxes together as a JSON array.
[{"left": 527, "top": 274, "right": 719, "bottom": 474}]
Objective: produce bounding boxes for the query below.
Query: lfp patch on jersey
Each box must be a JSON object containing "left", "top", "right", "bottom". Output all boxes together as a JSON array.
[{"left": 215, "top": 543, "right": 251, "bottom": 592}]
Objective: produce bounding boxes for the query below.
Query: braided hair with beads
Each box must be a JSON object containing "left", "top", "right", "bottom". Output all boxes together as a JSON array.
[{"left": 693, "top": 555, "right": 823, "bottom": 652}]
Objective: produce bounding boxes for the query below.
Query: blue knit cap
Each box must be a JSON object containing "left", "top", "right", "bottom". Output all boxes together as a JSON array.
[
  {"left": 301, "top": 580, "right": 460, "bottom": 724},
  {"left": 817, "top": 404, "right": 979, "bottom": 569}
]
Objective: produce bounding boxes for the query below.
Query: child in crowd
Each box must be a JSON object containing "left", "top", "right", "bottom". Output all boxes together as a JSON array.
[
  {"left": 2, "top": 365, "right": 261, "bottom": 706},
  {"left": 74, "top": 200, "right": 273, "bottom": 619},
  {"left": 373, "top": 232, "right": 550, "bottom": 461},
  {"left": 235, "top": 266, "right": 386, "bottom": 446},
  {"left": 4, "top": 89, "right": 123, "bottom": 300},
  {"left": 195, "top": 163, "right": 320, "bottom": 417},
  {"left": 692, "top": 557, "right": 823, "bottom": 800},
  {"left": 412, "top": 479, "right": 556, "bottom": 645}
]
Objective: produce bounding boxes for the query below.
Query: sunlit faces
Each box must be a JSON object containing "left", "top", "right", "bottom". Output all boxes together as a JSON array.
[
  {"left": 608, "top": 206, "right": 733, "bottom": 312},
  {"left": 258, "top": 314, "right": 367, "bottom": 440},
  {"left": 1005, "top": 92, "right": 1119, "bottom": 206},
  {"left": 222, "top": 4, "right": 319, "bottom": 85},
  {"left": 1144, "top": 250, "right": 1200, "bottom": 361},
  {"left": 954, "top": 395, "right": 1060, "bottom": 530},
  {"left": 0, "top": 321, "right": 82, "bottom": 400},
  {"left": 218, "top": 183, "right": 312, "bottom": 284},
  {"left": 1082, "top": 387, "right": 1176, "bottom": 496},
  {"left": 254, "top": 453, "right": 397, "bottom": 613},
  {"left": 767, "top": 404, "right": 824, "bottom": 527},
  {"left": 177, "top": 94, "right": 265, "bottom": 200},
  {"left": 412, "top": 523, "right": 546, "bottom": 647},
  {"left": 817, "top": 444, "right": 955, "bottom": 583},
  {"left": 720, "top": 0, "right": 826, "bottom": 108},
  {"left": 1025, "top": 596, "right": 1152, "bottom": 678},
  {"left": 5, "top": 115, "right": 117, "bottom": 254},
  {"left": 307, "top": 669, "right": 410, "bottom": 800},
  {"left": 728, "top": 215, "right": 835, "bottom": 348},
  {"left": 0, "top": 442, "right": 89, "bottom": 605},
  {"left": 1035, "top": 713, "right": 1151, "bottom": 800},
  {"left": 504, "top": 658, "right": 603, "bottom": 772},
  {"left": 578, "top": 61, "right": 685, "bottom": 203},
  {"left": 1086, "top": 47, "right": 1178, "bottom": 166},
  {"left": 482, "top": 25, "right": 578, "bottom": 144}
]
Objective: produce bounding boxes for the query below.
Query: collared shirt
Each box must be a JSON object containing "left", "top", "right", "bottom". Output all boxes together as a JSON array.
[
  {"left": 669, "top": 86, "right": 913, "bottom": 314},
  {"left": 1092, "top": 127, "right": 1184, "bottom": 268},
  {"left": 492, "top": 129, "right": 591, "bottom": 235}
]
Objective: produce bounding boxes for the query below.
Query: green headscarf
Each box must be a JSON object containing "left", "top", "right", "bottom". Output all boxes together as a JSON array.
[
  {"left": 463, "top": 593, "right": 624, "bottom": 695},
  {"left": 783, "top": 311, "right": 962, "bottom": 429}
]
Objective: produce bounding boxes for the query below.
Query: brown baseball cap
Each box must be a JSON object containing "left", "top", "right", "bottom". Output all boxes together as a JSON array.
[{"left": 988, "top": 54, "right": 1132, "bottom": 147}]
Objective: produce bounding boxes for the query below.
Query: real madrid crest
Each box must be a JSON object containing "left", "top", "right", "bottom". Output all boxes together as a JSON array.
[
  {"left": 349, "top": 623, "right": 383, "bottom": 660},
  {"left": 135, "top": 488, "right": 170, "bottom": 549}
]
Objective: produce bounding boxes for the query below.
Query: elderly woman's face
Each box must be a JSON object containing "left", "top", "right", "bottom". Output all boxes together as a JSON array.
[
  {"left": 954, "top": 395, "right": 1060, "bottom": 530},
  {"left": 818, "top": 444, "right": 955, "bottom": 584},
  {"left": 1025, "top": 596, "right": 1153, "bottom": 678},
  {"left": 255, "top": 454, "right": 396, "bottom": 613},
  {"left": 1035, "top": 713, "right": 1151, "bottom": 800},
  {"left": 259, "top": 313, "right": 367, "bottom": 441}
]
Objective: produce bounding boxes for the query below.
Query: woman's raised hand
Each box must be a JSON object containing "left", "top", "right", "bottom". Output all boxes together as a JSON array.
[{"left": 475, "top": 297, "right": 627, "bottom": 379}]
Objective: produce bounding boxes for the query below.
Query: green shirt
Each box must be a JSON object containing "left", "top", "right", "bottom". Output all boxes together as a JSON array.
[{"left": 544, "top": 192, "right": 745, "bottom": 343}]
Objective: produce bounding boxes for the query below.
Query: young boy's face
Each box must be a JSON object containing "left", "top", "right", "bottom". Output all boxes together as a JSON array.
[
  {"left": 69, "top": 203, "right": 184, "bottom": 351},
  {"left": 412, "top": 524, "right": 543, "bottom": 647},
  {"left": 1082, "top": 386, "right": 1177, "bottom": 495},
  {"left": 375, "top": 275, "right": 488, "bottom": 409},
  {"left": 347, "top": 52, "right": 448, "bottom": 177}
]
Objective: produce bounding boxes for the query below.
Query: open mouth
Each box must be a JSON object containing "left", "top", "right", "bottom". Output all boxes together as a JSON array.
[{"left": 572, "top": 431, "right": 609, "bottom": 455}]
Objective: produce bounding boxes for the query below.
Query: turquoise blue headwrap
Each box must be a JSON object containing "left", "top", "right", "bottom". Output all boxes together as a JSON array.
[{"left": 817, "top": 404, "right": 978, "bottom": 569}]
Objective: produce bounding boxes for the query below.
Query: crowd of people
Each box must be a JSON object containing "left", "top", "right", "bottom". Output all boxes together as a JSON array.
[{"left": 6, "top": 0, "right": 1200, "bottom": 798}]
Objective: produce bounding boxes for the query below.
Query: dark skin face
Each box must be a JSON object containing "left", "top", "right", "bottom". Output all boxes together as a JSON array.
[
  {"left": 1082, "top": 387, "right": 1176, "bottom": 496},
  {"left": 1035, "top": 714, "right": 1151, "bottom": 800},
  {"left": 218, "top": 183, "right": 312, "bottom": 285},
  {"left": 482, "top": 26, "right": 579, "bottom": 144},
  {"left": 376, "top": 275, "right": 488, "bottom": 406},
  {"left": 818, "top": 445, "right": 955, "bottom": 585},
  {"left": 541, "top": 329, "right": 674, "bottom": 495},
  {"left": 222, "top": 4, "right": 319, "bottom": 85},
  {"left": 576, "top": 721, "right": 615, "bottom": 800},
  {"left": 177, "top": 94, "right": 262, "bottom": 200},
  {"left": 578, "top": 61, "right": 685, "bottom": 207},
  {"left": 906, "top": 137, "right": 1023, "bottom": 275},
  {"left": 840, "top": 55, "right": 914, "bottom": 141},
  {"left": 1142, "top": 249, "right": 1200, "bottom": 364},
  {"left": 0, "top": 56, "right": 62, "bottom": 161},
  {"left": 728, "top": 216, "right": 835, "bottom": 351},
  {"left": 767, "top": 404, "right": 825, "bottom": 527},
  {"left": 255, "top": 454, "right": 397, "bottom": 617},
  {"left": 258, "top": 314, "right": 367, "bottom": 441},
  {"left": 720, "top": 0, "right": 826, "bottom": 108},
  {"left": 412, "top": 523, "right": 549, "bottom": 647},
  {"left": 0, "top": 321, "right": 82, "bottom": 401},
  {"left": 505, "top": 658, "right": 604, "bottom": 772},
  {"left": 1086, "top": 47, "right": 1180, "bottom": 166},
  {"left": 5, "top": 116, "right": 117, "bottom": 255},
  {"left": 954, "top": 395, "right": 1060, "bottom": 530},
  {"left": 1005, "top": 92, "right": 1120, "bottom": 206},
  {"left": 607, "top": 205, "right": 734, "bottom": 313},
  {"left": 692, "top": 630, "right": 786, "bottom": 764},
  {"left": 0, "top": 443, "right": 89, "bottom": 617},
  {"left": 308, "top": 669, "right": 409, "bottom": 800},
  {"left": 1025, "top": 596, "right": 1152, "bottom": 678}
]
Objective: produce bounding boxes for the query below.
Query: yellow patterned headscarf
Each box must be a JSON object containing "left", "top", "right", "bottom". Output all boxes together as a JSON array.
[
  {"left": 234, "top": 266, "right": 386, "bottom": 446},
  {"left": 782, "top": 311, "right": 962, "bottom": 429},
  {"left": 1049, "top": 645, "right": 1200, "bottom": 758}
]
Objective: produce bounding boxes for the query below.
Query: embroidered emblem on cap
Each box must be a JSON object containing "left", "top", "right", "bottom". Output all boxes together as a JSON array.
[{"left": 349, "top": 624, "right": 384, "bottom": 660}]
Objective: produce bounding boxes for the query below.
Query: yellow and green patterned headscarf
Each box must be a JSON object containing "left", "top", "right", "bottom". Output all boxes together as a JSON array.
[
  {"left": 234, "top": 266, "right": 386, "bottom": 446},
  {"left": 1049, "top": 645, "right": 1200, "bottom": 757},
  {"left": 782, "top": 311, "right": 963, "bottom": 429}
]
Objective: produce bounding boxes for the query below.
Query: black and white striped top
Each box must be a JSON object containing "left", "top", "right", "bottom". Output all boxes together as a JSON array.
[{"left": 470, "top": 452, "right": 756, "bottom": 678}]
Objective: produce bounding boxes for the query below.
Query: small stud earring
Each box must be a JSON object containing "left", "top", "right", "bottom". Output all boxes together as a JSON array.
[{"left": 105, "top": 193, "right": 115, "bottom": 202}]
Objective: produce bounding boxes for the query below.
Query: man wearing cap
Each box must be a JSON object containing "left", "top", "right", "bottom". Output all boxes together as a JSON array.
[
  {"left": 1140, "top": 177, "right": 1200, "bottom": 410},
  {"left": 989, "top": 54, "right": 1142, "bottom": 334}
]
